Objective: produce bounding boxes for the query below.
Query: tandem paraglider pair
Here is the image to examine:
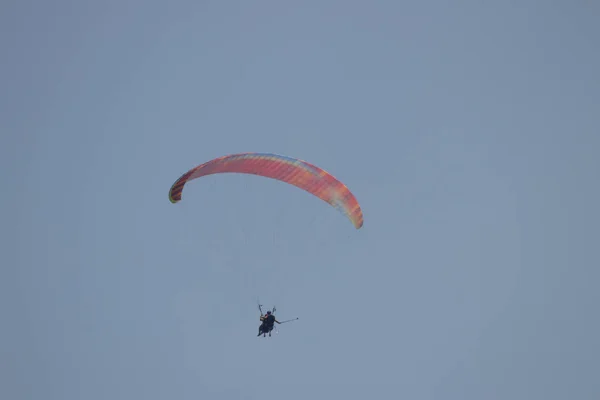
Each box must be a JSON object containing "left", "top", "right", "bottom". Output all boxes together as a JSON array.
[
  {"left": 168, "top": 152, "right": 363, "bottom": 337},
  {"left": 257, "top": 304, "right": 299, "bottom": 338}
]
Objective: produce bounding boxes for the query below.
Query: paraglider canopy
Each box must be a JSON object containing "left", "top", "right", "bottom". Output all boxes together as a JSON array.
[{"left": 168, "top": 152, "right": 363, "bottom": 229}]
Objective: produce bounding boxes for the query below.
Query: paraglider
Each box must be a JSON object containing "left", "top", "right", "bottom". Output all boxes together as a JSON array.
[
  {"left": 168, "top": 152, "right": 363, "bottom": 229},
  {"left": 168, "top": 152, "right": 359, "bottom": 338},
  {"left": 257, "top": 304, "right": 298, "bottom": 338}
]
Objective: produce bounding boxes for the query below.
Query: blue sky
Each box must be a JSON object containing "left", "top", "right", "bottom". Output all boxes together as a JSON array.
[{"left": 2, "top": 1, "right": 599, "bottom": 399}]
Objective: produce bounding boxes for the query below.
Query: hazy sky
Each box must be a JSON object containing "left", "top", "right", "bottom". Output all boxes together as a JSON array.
[{"left": 2, "top": 1, "right": 599, "bottom": 399}]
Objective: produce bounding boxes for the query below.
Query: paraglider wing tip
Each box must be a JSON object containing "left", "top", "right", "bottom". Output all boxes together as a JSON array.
[
  {"left": 350, "top": 213, "right": 363, "bottom": 229},
  {"left": 168, "top": 192, "right": 181, "bottom": 203},
  {"left": 168, "top": 179, "right": 186, "bottom": 204}
]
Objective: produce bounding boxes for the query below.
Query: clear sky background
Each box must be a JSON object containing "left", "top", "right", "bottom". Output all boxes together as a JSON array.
[{"left": 2, "top": 1, "right": 599, "bottom": 399}]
